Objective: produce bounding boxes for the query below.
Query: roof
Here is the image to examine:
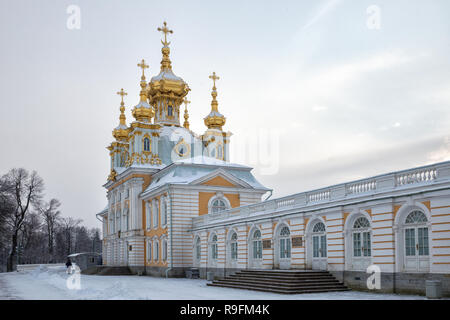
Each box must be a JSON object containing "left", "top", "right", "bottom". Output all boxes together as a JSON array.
[
  {"left": 175, "top": 155, "right": 251, "bottom": 169},
  {"left": 141, "top": 156, "right": 270, "bottom": 196}
]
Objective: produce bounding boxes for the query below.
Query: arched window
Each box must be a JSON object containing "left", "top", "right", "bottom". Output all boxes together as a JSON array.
[
  {"left": 161, "top": 197, "right": 167, "bottom": 226},
  {"left": 168, "top": 105, "right": 173, "bottom": 117},
  {"left": 153, "top": 199, "right": 159, "bottom": 228},
  {"left": 252, "top": 230, "right": 262, "bottom": 259},
  {"left": 147, "top": 240, "right": 152, "bottom": 261},
  {"left": 313, "top": 222, "right": 326, "bottom": 233},
  {"left": 352, "top": 217, "right": 371, "bottom": 257},
  {"left": 405, "top": 211, "right": 428, "bottom": 224},
  {"left": 143, "top": 138, "right": 150, "bottom": 152},
  {"left": 217, "top": 144, "right": 223, "bottom": 159},
  {"left": 211, "top": 198, "right": 228, "bottom": 214},
  {"left": 116, "top": 211, "right": 121, "bottom": 232},
  {"left": 230, "top": 232, "right": 238, "bottom": 260},
  {"left": 146, "top": 202, "right": 151, "bottom": 229},
  {"left": 279, "top": 226, "right": 291, "bottom": 259},
  {"left": 162, "top": 239, "right": 167, "bottom": 262},
  {"left": 154, "top": 240, "right": 159, "bottom": 262},
  {"left": 123, "top": 208, "right": 129, "bottom": 231},
  {"left": 211, "top": 234, "right": 218, "bottom": 260},
  {"left": 312, "top": 221, "right": 326, "bottom": 258},
  {"left": 195, "top": 237, "right": 201, "bottom": 261},
  {"left": 109, "top": 213, "right": 115, "bottom": 234}
]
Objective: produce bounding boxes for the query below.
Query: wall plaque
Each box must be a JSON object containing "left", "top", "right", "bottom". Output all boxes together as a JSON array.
[
  {"left": 262, "top": 239, "right": 271, "bottom": 249},
  {"left": 292, "top": 236, "right": 303, "bottom": 248}
]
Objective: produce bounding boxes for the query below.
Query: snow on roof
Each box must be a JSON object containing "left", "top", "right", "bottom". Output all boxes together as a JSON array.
[
  {"left": 151, "top": 69, "right": 184, "bottom": 82},
  {"left": 141, "top": 157, "right": 269, "bottom": 196},
  {"left": 133, "top": 101, "right": 151, "bottom": 109},
  {"left": 175, "top": 155, "right": 250, "bottom": 169}
]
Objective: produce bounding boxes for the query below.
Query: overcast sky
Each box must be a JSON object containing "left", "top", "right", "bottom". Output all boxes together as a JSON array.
[{"left": 1, "top": 0, "right": 449, "bottom": 228}]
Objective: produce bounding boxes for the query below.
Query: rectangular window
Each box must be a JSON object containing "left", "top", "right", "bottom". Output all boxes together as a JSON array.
[
  {"left": 353, "top": 233, "right": 361, "bottom": 257},
  {"left": 418, "top": 227, "right": 429, "bottom": 256},
  {"left": 363, "top": 232, "right": 371, "bottom": 257},
  {"left": 147, "top": 241, "right": 152, "bottom": 261},
  {"left": 212, "top": 244, "right": 218, "bottom": 260},
  {"left": 231, "top": 243, "right": 237, "bottom": 260},
  {"left": 196, "top": 244, "right": 201, "bottom": 260},
  {"left": 405, "top": 228, "right": 415, "bottom": 256},
  {"left": 280, "top": 239, "right": 286, "bottom": 258},
  {"left": 313, "top": 236, "right": 319, "bottom": 258},
  {"left": 253, "top": 241, "right": 262, "bottom": 259},
  {"left": 286, "top": 239, "right": 291, "bottom": 258},
  {"left": 163, "top": 241, "right": 167, "bottom": 261},
  {"left": 320, "top": 235, "right": 327, "bottom": 258}
]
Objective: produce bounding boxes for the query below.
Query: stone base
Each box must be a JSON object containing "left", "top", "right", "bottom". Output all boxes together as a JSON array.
[{"left": 330, "top": 271, "right": 450, "bottom": 297}]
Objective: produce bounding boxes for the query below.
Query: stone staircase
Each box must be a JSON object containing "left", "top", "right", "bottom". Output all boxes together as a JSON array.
[
  {"left": 81, "top": 266, "right": 133, "bottom": 276},
  {"left": 207, "top": 269, "right": 350, "bottom": 294}
]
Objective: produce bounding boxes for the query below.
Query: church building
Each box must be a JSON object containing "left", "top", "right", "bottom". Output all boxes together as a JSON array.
[{"left": 97, "top": 22, "right": 450, "bottom": 296}]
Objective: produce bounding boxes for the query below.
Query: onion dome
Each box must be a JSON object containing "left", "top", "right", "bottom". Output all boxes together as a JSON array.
[
  {"left": 204, "top": 72, "right": 226, "bottom": 130},
  {"left": 132, "top": 59, "right": 154, "bottom": 122},
  {"left": 147, "top": 22, "right": 190, "bottom": 126},
  {"left": 112, "top": 88, "right": 129, "bottom": 141}
]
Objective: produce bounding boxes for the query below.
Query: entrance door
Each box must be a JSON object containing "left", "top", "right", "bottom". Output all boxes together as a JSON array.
[
  {"left": 352, "top": 231, "right": 371, "bottom": 270},
  {"left": 403, "top": 210, "right": 430, "bottom": 272},
  {"left": 250, "top": 230, "right": 263, "bottom": 269},
  {"left": 278, "top": 226, "right": 291, "bottom": 269},
  {"left": 312, "top": 234, "right": 327, "bottom": 270},
  {"left": 404, "top": 227, "right": 429, "bottom": 271}
]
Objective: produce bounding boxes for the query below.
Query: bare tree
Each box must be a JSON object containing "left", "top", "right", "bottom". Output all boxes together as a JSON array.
[
  {"left": 2, "top": 168, "right": 44, "bottom": 271},
  {"left": 60, "top": 217, "right": 82, "bottom": 256},
  {"left": 39, "top": 199, "right": 61, "bottom": 262}
]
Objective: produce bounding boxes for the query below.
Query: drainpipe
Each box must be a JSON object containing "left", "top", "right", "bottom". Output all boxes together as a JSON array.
[{"left": 165, "top": 184, "right": 173, "bottom": 278}]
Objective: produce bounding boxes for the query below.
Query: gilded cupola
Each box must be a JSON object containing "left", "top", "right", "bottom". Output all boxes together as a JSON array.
[
  {"left": 204, "top": 72, "right": 226, "bottom": 130},
  {"left": 112, "top": 88, "right": 129, "bottom": 141},
  {"left": 147, "top": 22, "right": 190, "bottom": 126},
  {"left": 131, "top": 59, "right": 154, "bottom": 123}
]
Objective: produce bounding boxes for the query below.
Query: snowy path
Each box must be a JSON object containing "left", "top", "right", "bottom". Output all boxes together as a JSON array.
[{"left": 0, "top": 265, "right": 433, "bottom": 300}]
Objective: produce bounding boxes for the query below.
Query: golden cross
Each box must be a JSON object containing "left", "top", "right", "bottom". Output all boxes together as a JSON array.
[
  {"left": 209, "top": 72, "right": 220, "bottom": 88},
  {"left": 116, "top": 88, "right": 127, "bottom": 104},
  {"left": 157, "top": 21, "right": 173, "bottom": 46},
  {"left": 137, "top": 59, "right": 149, "bottom": 78},
  {"left": 183, "top": 97, "right": 191, "bottom": 107}
]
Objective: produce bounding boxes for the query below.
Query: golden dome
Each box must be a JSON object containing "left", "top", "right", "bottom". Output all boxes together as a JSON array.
[
  {"left": 113, "top": 88, "right": 129, "bottom": 141},
  {"left": 147, "top": 22, "right": 190, "bottom": 126},
  {"left": 132, "top": 59, "right": 154, "bottom": 123},
  {"left": 204, "top": 72, "right": 226, "bottom": 130}
]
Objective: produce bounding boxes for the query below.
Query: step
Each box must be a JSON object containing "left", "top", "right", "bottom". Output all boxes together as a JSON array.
[
  {"left": 238, "top": 270, "right": 329, "bottom": 275},
  {"left": 234, "top": 272, "right": 334, "bottom": 277},
  {"left": 207, "top": 283, "right": 349, "bottom": 294},
  {"left": 231, "top": 274, "right": 335, "bottom": 281},
  {"left": 227, "top": 276, "right": 338, "bottom": 283},
  {"left": 213, "top": 279, "right": 343, "bottom": 289},
  {"left": 219, "top": 278, "right": 341, "bottom": 286},
  {"left": 213, "top": 280, "right": 344, "bottom": 290},
  {"left": 95, "top": 267, "right": 133, "bottom": 276},
  {"left": 207, "top": 269, "right": 349, "bottom": 295}
]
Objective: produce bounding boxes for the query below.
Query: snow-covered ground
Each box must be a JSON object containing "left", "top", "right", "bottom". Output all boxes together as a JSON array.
[{"left": 0, "top": 265, "right": 436, "bottom": 300}]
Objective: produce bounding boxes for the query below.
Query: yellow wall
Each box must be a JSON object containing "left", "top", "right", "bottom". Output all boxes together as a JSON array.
[
  {"left": 198, "top": 192, "right": 240, "bottom": 215},
  {"left": 201, "top": 176, "right": 236, "bottom": 187}
]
